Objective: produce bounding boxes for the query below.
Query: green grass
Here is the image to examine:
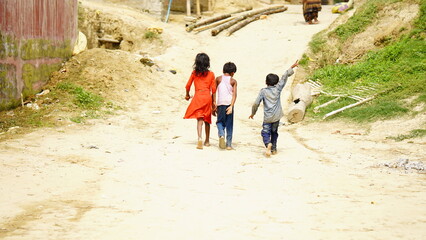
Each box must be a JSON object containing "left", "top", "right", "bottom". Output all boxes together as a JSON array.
[
  {"left": 309, "top": 34, "right": 425, "bottom": 121},
  {"left": 312, "top": 37, "right": 426, "bottom": 92},
  {"left": 414, "top": 0, "right": 426, "bottom": 32},
  {"left": 70, "top": 110, "right": 101, "bottom": 123},
  {"left": 340, "top": 101, "right": 409, "bottom": 121},
  {"left": 388, "top": 128, "right": 426, "bottom": 141},
  {"left": 299, "top": 54, "right": 309, "bottom": 66},
  {"left": 305, "top": 0, "right": 426, "bottom": 122},
  {"left": 416, "top": 93, "right": 426, "bottom": 104},
  {"left": 309, "top": 33, "right": 327, "bottom": 54},
  {"left": 331, "top": 0, "right": 402, "bottom": 41},
  {"left": 73, "top": 87, "right": 102, "bottom": 109},
  {"left": 144, "top": 31, "right": 159, "bottom": 40},
  {"left": 57, "top": 82, "right": 103, "bottom": 109}
]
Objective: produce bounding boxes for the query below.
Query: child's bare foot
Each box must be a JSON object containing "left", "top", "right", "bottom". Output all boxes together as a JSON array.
[
  {"left": 272, "top": 150, "right": 277, "bottom": 155},
  {"left": 197, "top": 139, "right": 203, "bottom": 149},
  {"left": 219, "top": 136, "right": 225, "bottom": 149},
  {"left": 226, "top": 146, "right": 233, "bottom": 150},
  {"left": 265, "top": 143, "right": 272, "bottom": 157},
  {"left": 204, "top": 141, "right": 210, "bottom": 147}
]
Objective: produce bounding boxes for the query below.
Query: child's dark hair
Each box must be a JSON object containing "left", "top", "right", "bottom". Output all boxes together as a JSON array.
[
  {"left": 193, "top": 53, "right": 210, "bottom": 77},
  {"left": 223, "top": 62, "right": 237, "bottom": 74},
  {"left": 266, "top": 73, "right": 279, "bottom": 86}
]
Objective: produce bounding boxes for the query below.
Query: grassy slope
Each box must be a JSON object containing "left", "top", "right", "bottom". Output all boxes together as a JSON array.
[{"left": 303, "top": 0, "right": 425, "bottom": 128}]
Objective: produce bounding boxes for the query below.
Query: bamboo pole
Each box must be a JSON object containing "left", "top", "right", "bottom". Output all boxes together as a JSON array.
[
  {"left": 226, "top": 6, "right": 287, "bottom": 36},
  {"left": 193, "top": 16, "right": 238, "bottom": 33},
  {"left": 186, "top": 7, "right": 253, "bottom": 32},
  {"left": 210, "top": 5, "right": 285, "bottom": 36},
  {"left": 313, "top": 97, "right": 341, "bottom": 113},
  {"left": 186, "top": 13, "right": 232, "bottom": 32},
  {"left": 323, "top": 96, "right": 375, "bottom": 119},
  {"left": 211, "top": 15, "right": 246, "bottom": 36}
]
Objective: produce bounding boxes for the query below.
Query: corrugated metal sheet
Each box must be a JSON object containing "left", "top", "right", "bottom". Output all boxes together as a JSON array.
[
  {"left": 0, "top": 0, "right": 78, "bottom": 109},
  {"left": 0, "top": 0, "right": 78, "bottom": 40}
]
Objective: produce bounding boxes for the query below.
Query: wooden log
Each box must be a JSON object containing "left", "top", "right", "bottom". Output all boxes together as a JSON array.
[
  {"left": 323, "top": 96, "right": 375, "bottom": 119},
  {"left": 98, "top": 38, "right": 120, "bottom": 43},
  {"left": 186, "top": 13, "right": 232, "bottom": 32},
  {"left": 211, "top": 5, "right": 285, "bottom": 36},
  {"left": 191, "top": 7, "right": 254, "bottom": 33},
  {"left": 226, "top": 14, "right": 259, "bottom": 36},
  {"left": 226, "top": 6, "right": 288, "bottom": 36},
  {"left": 292, "top": 83, "right": 313, "bottom": 105},
  {"left": 193, "top": 16, "right": 238, "bottom": 33},
  {"left": 287, "top": 101, "right": 307, "bottom": 123},
  {"left": 286, "top": 83, "right": 313, "bottom": 123},
  {"left": 211, "top": 15, "right": 246, "bottom": 36}
]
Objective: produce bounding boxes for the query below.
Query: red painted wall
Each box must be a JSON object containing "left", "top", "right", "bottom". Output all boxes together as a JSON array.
[
  {"left": 0, "top": 0, "right": 78, "bottom": 110},
  {"left": 0, "top": 0, "right": 78, "bottom": 40}
]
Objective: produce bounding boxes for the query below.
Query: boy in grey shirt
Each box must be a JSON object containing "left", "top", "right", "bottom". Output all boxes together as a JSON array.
[{"left": 249, "top": 60, "right": 299, "bottom": 156}]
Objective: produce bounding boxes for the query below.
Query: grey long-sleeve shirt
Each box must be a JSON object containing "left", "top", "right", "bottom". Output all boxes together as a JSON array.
[{"left": 251, "top": 68, "right": 294, "bottom": 123}]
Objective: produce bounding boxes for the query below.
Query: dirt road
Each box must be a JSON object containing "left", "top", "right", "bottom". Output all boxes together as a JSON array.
[{"left": 1, "top": 2, "right": 425, "bottom": 239}]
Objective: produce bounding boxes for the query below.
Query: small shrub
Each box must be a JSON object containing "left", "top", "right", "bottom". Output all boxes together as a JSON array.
[
  {"left": 309, "top": 33, "right": 327, "bottom": 54},
  {"left": 388, "top": 128, "right": 426, "bottom": 141},
  {"left": 299, "top": 54, "right": 309, "bottom": 66},
  {"left": 144, "top": 31, "right": 158, "bottom": 39},
  {"left": 73, "top": 87, "right": 103, "bottom": 109},
  {"left": 57, "top": 82, "right": 78, "bottom": 91}
]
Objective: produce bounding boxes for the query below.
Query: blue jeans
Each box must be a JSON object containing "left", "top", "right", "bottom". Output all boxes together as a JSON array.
[
  {"left": 216, "top": 105, "right": 234, "bottom": 147},
  {"left": 261, "top": 121, "right": 279, "bottom": 151}
]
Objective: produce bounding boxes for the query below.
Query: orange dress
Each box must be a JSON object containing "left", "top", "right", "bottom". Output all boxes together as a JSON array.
[{"left": 184, "top": 71, "right": 216, "bottom": 124}]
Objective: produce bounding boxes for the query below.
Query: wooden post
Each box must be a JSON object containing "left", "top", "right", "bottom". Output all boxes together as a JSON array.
[
  {"left": 196, "top": 0, "right": 201, "bottom": 16},
  {"left": 186, "top": 0, "right": 191, "bottom": 16}
]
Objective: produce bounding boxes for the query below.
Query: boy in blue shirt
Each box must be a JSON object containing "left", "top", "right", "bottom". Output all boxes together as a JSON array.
[{"left": 249, "top": 60, "right": 298, "bottom": 157}]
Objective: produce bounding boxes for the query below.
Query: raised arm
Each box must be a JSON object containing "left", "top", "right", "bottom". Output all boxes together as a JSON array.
[{"left": 276, "top": 60, "right": 299, "bottom": 91}]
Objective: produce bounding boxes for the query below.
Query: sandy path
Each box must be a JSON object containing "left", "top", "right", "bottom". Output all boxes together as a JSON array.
[{"left": 1, "top": 3, "right": 425, "bottom": 240}]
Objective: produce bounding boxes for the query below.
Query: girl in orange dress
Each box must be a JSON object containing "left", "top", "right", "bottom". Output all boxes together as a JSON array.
[{"left": 184, "top": 53, "right": 217, "bottom": 149}]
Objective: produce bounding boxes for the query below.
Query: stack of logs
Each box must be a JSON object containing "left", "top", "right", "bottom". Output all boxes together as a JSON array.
[{"left": 186, "top": 5, "right": 288, "bottom": 36}]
